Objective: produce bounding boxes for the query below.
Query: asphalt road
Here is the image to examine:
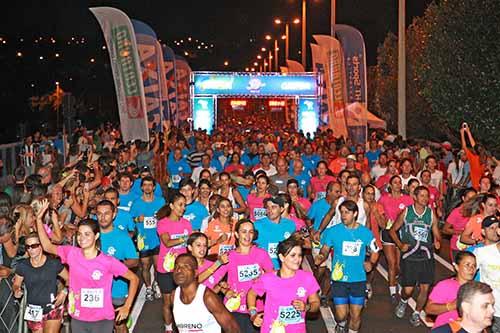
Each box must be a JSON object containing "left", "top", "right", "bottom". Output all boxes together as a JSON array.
[{"left": 132, "top": 238, "right": 455, "bottom": 332}]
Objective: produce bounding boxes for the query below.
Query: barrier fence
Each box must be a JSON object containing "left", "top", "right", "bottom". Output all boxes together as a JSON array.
[
  {"left": 0, "top": 274, "right": 25, "bottom": 333},
  {"left": 0, "top": 142, "right": 23, "bottom": 179}
]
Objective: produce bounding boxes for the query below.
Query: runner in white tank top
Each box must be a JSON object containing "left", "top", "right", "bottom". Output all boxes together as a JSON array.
[
  {"left": 174, "top": 284, "right": 220, "bottom": 333},
  {"left": 171, "top": 254, "right": 240, "bottom": 333}
]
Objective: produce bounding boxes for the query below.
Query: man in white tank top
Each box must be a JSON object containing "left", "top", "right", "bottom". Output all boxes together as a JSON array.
[{"left": 171, "top": 254, "right": 240, "bottom": 333}]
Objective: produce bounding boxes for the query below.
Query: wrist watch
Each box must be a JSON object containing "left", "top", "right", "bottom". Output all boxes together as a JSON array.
[{"left": 249, "top": 308, "right": 257, "bottom": 317}]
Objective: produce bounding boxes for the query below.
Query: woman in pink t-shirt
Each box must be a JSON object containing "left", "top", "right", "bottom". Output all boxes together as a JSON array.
[
  {"left": 442, "top": 188, "right": 478, "bottom": 260},
  {"left": 214, "top": 219, "right": 274, "bottom": 333},
  {"left": 378, "top": 175, "right": 414, "bottom": 302},
  {"left": 425, "top": 251, "right": 476, "bottom": 329},
  {"left": 308, "top": 161, "right": 336, "bottom": 201},
  {"left": 287, "top": 179, "right": 311, "bottom": 217},
  {"left": 35, "top": 200, "right": 138, "bottom": 333},
  {"left": 247, "top": 174, "right": 272, "bottom": 221},
  {"left": 186, "top": 232, "right": 227, "bottom": 291},
  {"left": 278, "top": 193, "right": 306, "bottom": 232},
  {"left": 156, "top": 193, "right": 192, "bottom": 333},
  {"left": 248, "top": 237, "right": 320, "bottom": 333}
]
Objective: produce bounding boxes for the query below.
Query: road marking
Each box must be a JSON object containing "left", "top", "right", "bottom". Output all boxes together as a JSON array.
[
  {"left": 376, "top": 264, "right": 433, "bottom": 328},
  {"left": 434, "top": 253, "right": 454, "bottom": 272},
  {"left": 130, "top": 266, "right": 155, "bottom": 332},
  {"left": 303, "top": 257, "right": 336, "bottom": 333}
]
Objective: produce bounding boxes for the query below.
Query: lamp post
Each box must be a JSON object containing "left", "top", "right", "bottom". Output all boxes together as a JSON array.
[
  {"left": 274, "top": 18, "right": 300, "bottom": 64},
  {"left": 274, "top": 39, "right": 279, "bottom": 71},
  {"left": 398, "top": 0, "right": 406, "bottom": 138},
  {"left": 301, "top": 0, "right": 306, "bottom": 68}
]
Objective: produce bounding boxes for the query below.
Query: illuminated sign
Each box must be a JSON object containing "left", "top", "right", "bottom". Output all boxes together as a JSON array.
[
  {"left": 193, "top": 73, "right": 317, "bottom": 96},
  {"left": 230, "top": 100, "right": 247, "bottom": 107},
  {"left": 298, "top": 98, "right": 319, "bottom": 138},
  {"left": 193, "top": 97, "right": 215, "bottom": 134},
  {"left": 269, "top": 100, "right": 286, "bottom": 107}
]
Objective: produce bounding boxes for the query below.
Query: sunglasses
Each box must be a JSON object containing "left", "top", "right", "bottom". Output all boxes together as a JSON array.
[{"left": 26, "top": 243, "right": 41, "bottom": 250}]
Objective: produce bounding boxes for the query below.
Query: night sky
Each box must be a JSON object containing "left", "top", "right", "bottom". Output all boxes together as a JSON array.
[{"left": 0, "top": 0, "right": 433, "bottom": 141}]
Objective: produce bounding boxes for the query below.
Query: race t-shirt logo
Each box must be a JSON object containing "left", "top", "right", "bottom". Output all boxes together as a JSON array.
[
  {"left": 91, "top": 270, "right": 103, "bottom": 281},
  {"left": 296, "top": 287, "right": 306, "bottom": 298}
]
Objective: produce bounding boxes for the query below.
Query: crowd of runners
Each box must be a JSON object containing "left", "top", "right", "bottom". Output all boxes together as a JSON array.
[{"left": 0, "top": 120, "right": 499, "bottom": 333}]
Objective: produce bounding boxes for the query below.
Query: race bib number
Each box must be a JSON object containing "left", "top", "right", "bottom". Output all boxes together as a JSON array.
[
  {"left": 143, "top": 217, "right": 157, "bottom": 229},
  {"left": 413, "top": 226, "right": 429, "bottom": 242},
  {"left": 81, "top": 288, "right": 104, "bottom": 308},
  {"left": 342, "top": 241, "right": 362, "bottom": 257},
  {"left": 268, "top": 243, "right": 278, "bottom": 258},
  {"left": 237, "top": 264, "right": 260, "bottom": 282},
  {"left": 171, "top": 233, "right": 187, "bottom": 249},
  {"left": 24, "top": 304, "right": 43, "bottom": 322},
  {"left": 172, "top": 174, "right": 181, "bottom": 183},
  {"left": 278, "top": 305, "right": 303, "bottom": 324},
  {"left": 219, "top": 244, "right": 235, "bottom": 255},
  {"left": 253, "top": 208, "right": 267, "bottom": 220},
  {"left": 316, "top": 192, "right": 326, "bottom": 200}
]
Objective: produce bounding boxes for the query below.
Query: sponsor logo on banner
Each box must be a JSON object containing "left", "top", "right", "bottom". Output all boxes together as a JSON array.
[
  {"left": 90, "top": 7, "right": 148, "bottom": 143},
  {"left": 132, "top": 20, "right": 163, "bottom": 132},
  {"left": 162, "top": 46, "right": 178, "bottom": 124},
  {"left": 175, "top": 56, "right": 191, "bottom": 124},
  {"left": 112, "top": 26, "right": 144, "bottom": 119}
]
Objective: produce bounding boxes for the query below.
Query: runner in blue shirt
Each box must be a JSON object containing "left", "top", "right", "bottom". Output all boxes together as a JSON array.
[
  {"left": 254, "top": 196, "right": 296, "bottom": 269},
  {"left": 131, "top": 166, "right": 163, "bottom": 198},
  {"left": 129, "top": 176, "right": 166, "bottom": 302},
  {"left": 241, "top": 142, "right": 260, "bottom": 168},
  {"left": 96, "top": 200, "right": 139, "bottom": 332},
  {"left": 315, "top": 199, "right": 379, "bottom": 333},
  {"left": 167, "top": 148, "right": 192, "bottom": 189},
  {"left": 289, "top": 159, "right": 311, "bottom": 198},
  {"left": 301, "top": 143, "right": 321, "bottom": 175},
  {"left": 117, "top": 172, "right": 138, "bottom": 212},
  {"left": 103, "top": 188, "right": 135, "bottom": 235},
  {"left": 178, "top": 178, "right": 209, "bottom": 231}
]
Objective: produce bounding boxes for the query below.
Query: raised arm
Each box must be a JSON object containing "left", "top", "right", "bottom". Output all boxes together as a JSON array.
[{"left": 35, "top": 200, "right": 59, "bottom": 256}]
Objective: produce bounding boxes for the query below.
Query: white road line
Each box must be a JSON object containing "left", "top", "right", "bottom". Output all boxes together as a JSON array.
[
  {"left": 376, "top": 264, "right": 433, "bottom": 328},
  {"left": 434, "top": 253, "right": 454, "bottom": 272},
  {"left": 130, "top": 266, "right": 155, "bottom": 332},
  {"left": 303, "top": 257, "right": 336, "bottom": 333}
]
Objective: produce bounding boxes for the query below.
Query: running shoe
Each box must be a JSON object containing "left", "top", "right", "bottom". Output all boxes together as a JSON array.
[
  {"left": 390, "top": 294, "right": 398, "bottom": 305},
  {"left": 394, "top": 300, "right": 407, "bottom": 319},
  {"left": 153, "top": 281, "right": 162, "bottom": 299},
  {"left": 145, "top": 287, "right": 154, "bottom": 301},
  {"left": 334, "top": 324, "right": 346, "bottom": 333},
  {"left": 409, "top": 312, "right": 422, "bottom": 327}
]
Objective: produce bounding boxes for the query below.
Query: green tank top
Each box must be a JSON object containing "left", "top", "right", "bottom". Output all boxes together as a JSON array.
[{"left": 401, "top": 205, "right": 433, "bottom": 259}]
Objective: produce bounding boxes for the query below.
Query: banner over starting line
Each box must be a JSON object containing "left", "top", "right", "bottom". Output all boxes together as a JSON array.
[{"left": 191, "top": 72, "right": 321, "bottom": 135}]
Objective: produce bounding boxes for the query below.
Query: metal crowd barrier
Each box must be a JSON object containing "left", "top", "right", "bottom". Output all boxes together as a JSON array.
[
  {"left": 0, "top": 274, "right": 25, "bottom": 333},
  {"left": 0, "top": 142, "right": 23, "bottom": 178}
]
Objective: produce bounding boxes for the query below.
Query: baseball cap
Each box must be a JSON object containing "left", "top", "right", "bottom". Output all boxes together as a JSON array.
[
  {"left": 346, "top": 154, "right": 356, "bottom": 161},
  {"left": 140, "top": 166, "right": 151, "bottom": 174},
  {"left": 266, "top": 196, "right": 286, "bottom": 207},
  {"left": 482, "top": 215, "right": 499, "bottom": 229}
]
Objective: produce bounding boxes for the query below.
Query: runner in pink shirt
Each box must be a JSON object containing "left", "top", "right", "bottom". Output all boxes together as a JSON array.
[
  {"left": 308, "top": 161, "right": 336, "bottom": 201},
  {"left": 247, "top": 237, "right": 320, "bottom": 333},
  {"left": 278, "top": 193, "right": 306, "bottom": 231},
  {"left": 186, "top": 232, "right": 227, "bottom": 290},
  {"left": 442, "top": 188, "right": 478, "bottom": 260},
  {"left": 214, "top": 219, "right": 274, "bottom": 333},
  {"left": 247, "top": 174, "right": 272, "bottom": 221},
  {"left": 156, "top": 193, "right": 192, "bottom": 333},
  {"left": 378, "top": 175, "right": 414, "bottom": 302},
  {"left": 425, "top": 251, "right": 477, "bottom": 329},
  {"left": 287, "top": 179, "right": 311, "bottom": 218},
  {"left": 35, "top": 200, "right": 138, "bottom": 333}
]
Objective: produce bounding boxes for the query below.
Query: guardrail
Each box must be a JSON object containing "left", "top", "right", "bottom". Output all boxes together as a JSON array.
[
  {"left": 0, "top": 142, "right": 23, "bottom": 178},
  {"left": 0, "top": 274, "right": 25, "bottom": 333}
]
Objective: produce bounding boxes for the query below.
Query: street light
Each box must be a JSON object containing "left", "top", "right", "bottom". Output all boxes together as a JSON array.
[{"left": 274, "top": 17, "right": 300, "bottom": 63}]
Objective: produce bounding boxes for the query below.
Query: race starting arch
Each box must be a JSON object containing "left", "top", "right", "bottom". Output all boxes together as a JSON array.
[{"left": 190, "top": 72, "right": 320, "bottom": 135}]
